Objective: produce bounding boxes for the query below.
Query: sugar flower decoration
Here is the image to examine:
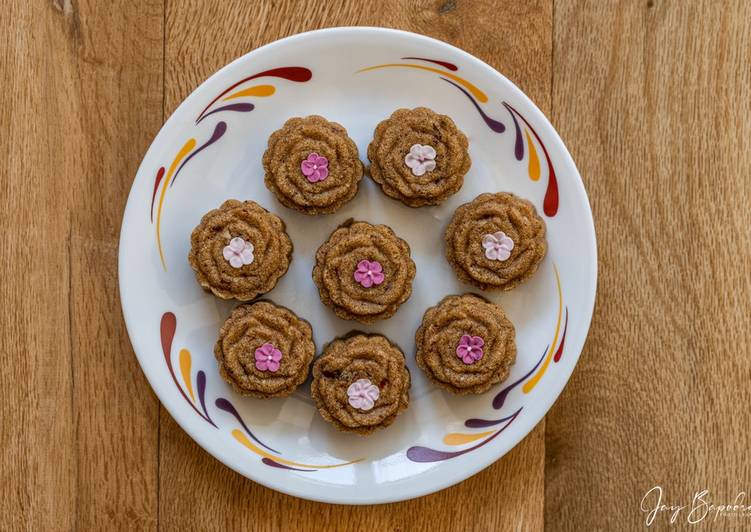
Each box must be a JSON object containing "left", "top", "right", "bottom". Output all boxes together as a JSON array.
[
  {"left": 482, "top": 231, "right": 514, "bottom": 261},
  {"left": 300, "top": 152, "right": 329, "bottom": 183},
  {"left": 347, "top": 378, "right": 380, "bottom": 411},
  {"left": 353, "top": 260, "right": 385, "bottom": 288},
  {"left": 456, "top": 335, "right": 485, "bottom": 364},
  {"left": 223, "top": 236, "right": 254, "bottom": 268},
  {"left": 404, "top": 144, "right": 437, "bottom": 176},
  {"left": 254, "top": 342, "right": 282, "bottom": 372}
]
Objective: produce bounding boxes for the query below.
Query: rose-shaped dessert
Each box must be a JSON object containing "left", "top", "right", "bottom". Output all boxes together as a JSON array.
[
  {"left": 188, "top": 199, "right": 293, "bottom": 300},
  {"left": 367, "top": 107, "right": 471, "bottom": 207},
  {"left": 214, "top": 301, "right": 315, "bottom": 398},
  {"left": 416, "top": 294, "right": 516, "bottom": 395},
  {"left": 312, "top": 220, "right": 416, "bottom": 323},
  {"left": 263, "top": 115, "right": 364, "bottom": 215},
  {"left": 311, "top": 333, "right": 410, "bottom": 434},
  {"left": 445, "top": 192, "right": 546, "bottom": 291}
]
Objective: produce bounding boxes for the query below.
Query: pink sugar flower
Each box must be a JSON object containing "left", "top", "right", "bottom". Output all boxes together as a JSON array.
[
  {"left": 223, "top": 237, "right": 254, "bottom": 268},
  {"left": 456, "top": 335, "right": 485, "bottom": 364},
  {"left": 404, "top": 144, "right": 437, "bottom": 176},
  {"left": 482, "top": 231, "right": 514, "bottom": 261},
  {"left": 254, "top": 342, "right": 282, "bottom": 372},
  {"left": 300, "top": 152, "right": 329, "bottom": 183},
  {"left": 353, "top": 260, "right": 385, "bottom": 288},
  {"left": 347, "top": 378, "right": 380, "bottom": 411}
]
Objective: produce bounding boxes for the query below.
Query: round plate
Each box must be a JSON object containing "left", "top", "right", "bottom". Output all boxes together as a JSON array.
[{"left": 119, "top": 27, "right": 596, "bottom": 504}]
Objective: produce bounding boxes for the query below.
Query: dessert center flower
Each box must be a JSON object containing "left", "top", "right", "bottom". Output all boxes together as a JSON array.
[
  {"left": 404, "top": 144, "right": 437, "bottom": 176},
  {"left": 456, "top": 334, "right": 485, "bottom": 365},
  {"left": 300, "top": 152, "right": 329, "bottom": 183},
  {"left": 353, "top": 260, "right": 385, "bottom": 288},
  {"left": 481, "top": 231, "right": 514, "bottom": 261},
  {"left": 223, "top": 236, "right": 254, "bottom": 268},
  {"left": 254, "top": 342, "right": 282, "bottom": 372},
  {"left": 347, "top": 378, "right": 380, "bottom": 411}
]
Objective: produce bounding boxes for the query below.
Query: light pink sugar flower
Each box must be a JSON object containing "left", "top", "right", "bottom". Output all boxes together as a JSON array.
[
  {"left": 481, "top": 231, "right": 514, "bottom": 261},
  {"left": 254, "top": 342, "right": 282, "bottom": 372},
  {"left": 353, "top": 260, "right": 385, "bottom": 288},
  {"left": 404, "top": 144, "right": 437, "bottom": 176},
  {"left": 300, "top": 152, "right": 329, "bottom": 183},
  {"left": 347, "top": 378, "right": 380, "bottom": 411},
  {"left": 223, "top": 237, "right": 254, "bottom": 268},
  {"left": 456, "top": 335, "right": 485, "bottom": 365}
]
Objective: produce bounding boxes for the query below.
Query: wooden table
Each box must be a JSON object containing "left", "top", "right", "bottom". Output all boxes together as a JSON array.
[{"left": 3, "top": 1, "right": 750, "bottom": 530}]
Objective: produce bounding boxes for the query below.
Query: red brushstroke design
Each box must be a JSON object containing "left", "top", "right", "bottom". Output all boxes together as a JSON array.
[
  {"left": 150, "top": 167, "right": 165, "bottom": 222},
  {"left": 503, "top": 102, "right": 559, "bottom": 216},
  {"left": 196, "top": 67, "right": 312, "bottom": 121},
  {"left": 160, "top": 312, "right": 216, "bottom": 427},
  {"left": 401, "top": 56, "right": 458, "bottom": 71},
  {"left": 553, "top": 308, "right": 569, "bottom": 363}
]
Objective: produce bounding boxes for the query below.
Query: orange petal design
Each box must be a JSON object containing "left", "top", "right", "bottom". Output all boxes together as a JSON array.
[
  {"left": 223, "top": 84, "right": 276, "bottom": 101},
  {"left": 443, "top": 430, "right": 495, "bottom": 446}
]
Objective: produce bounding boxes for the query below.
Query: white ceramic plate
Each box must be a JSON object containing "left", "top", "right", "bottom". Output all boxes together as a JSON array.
[{"left": 119, "top": 27, "right": 596, "bottom": 504}]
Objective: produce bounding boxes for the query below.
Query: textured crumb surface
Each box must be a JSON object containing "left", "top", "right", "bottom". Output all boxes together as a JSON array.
[
  {"left": 312, "top": 219, "right": 416, "bottom": 323},
  {"left": 263, "top": 115, "right": 364, "bottom": 215},
  {"left": 214, "top": 301, "right": 315, "bottom": 398},
  {"left": 311, "top": 333, "right": 410, "bottom": 435},
  {"left": 188, "top": 199, "right": 293, "bottom": 301},
  {"left": 367, "top": 107, "right": 470, "bottom": 207},
  {"left": 415, "top": 294, "right": 516, "bottom": 395},
  {"left": 445, "top": 192, "right": 547, "bottom": 291}
]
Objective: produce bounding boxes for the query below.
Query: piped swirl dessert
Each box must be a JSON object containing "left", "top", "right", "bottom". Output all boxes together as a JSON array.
[
  {"left": 311, "top": 333, "right": 410, "bottom": 434},
  {"left": 214, "top": 301, "right": 315, "bottom": 398},
  {"left": 415, "top": 293, "right": 516, "bottom": 395},
  {"left": 445, "top": 192, "right": 546, "bottom": 291},
  {"left": 312, "top": 219, "right": 416, "bottom": 323},
  {"left": 263, "top": 115, "right": 364, "bottom": 215},
  {"left": 367, "top": 107, "right": 471, "bottom": 207},
  {"left": 188, "top": 199, "right": 293, "bottom": 300}
]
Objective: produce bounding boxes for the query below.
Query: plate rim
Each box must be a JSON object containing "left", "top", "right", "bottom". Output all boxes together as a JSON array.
[{"left": 118, "top": 26, "right": 598, "bottom": 505}]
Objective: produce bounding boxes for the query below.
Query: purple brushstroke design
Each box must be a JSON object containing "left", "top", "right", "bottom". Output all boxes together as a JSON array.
[
  {"left": 440, "top": 77, "right": 505, "bottom": 133},
  {"left": 196, "top": 370, "right": 215, "bottom": 426},
  {"left": 406, "top": 409, "right": 522, "bottom": 463},
  {"left": 464, "top": 412, "right": 518, "bottom": 429},
  {"left": 196, "top": 103, "right": 254, "bottom": 124},
  {"left": 490, "top": 344, "right": 548, "bottom": 410},
  {"left": 262, "top": 457, "right": 315, "bottom": 472},
  {"left": 215, "top": 397, "right": 279, "bottom": 454},
  {"left": 170, "top": 121, "right": 227, "bottom": 188},
  {"left": 506, "top": 102, "right": 524, "bottom": 160}
]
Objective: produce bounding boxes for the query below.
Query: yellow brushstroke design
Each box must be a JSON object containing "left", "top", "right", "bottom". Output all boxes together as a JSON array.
[
  {"left": 525, "top": 129, "right": 541, "bottom": 181},
  {"left": 179, "top": 349, "right": 194, "bottom": 402},
  {"left": 443, "top": 430, "right": 495, "bottom": 446},
  {"left": 523, "top": 265, "right": 563, "bottom": 393},
  {"left": 223, "top": 84, "right": 276, "bottom": 101},
  {"left": 232, "top": 430, "right": 362, "bottom": 469},
  {"left": 156, "top": 138, "right": 196, "bottom": 270},
  {"left": 356, "top": 64, "right": 488, "bottom": 103}
]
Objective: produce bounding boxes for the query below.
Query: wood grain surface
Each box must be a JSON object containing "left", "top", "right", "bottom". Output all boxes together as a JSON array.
[{"left": 1, "top": 1, "right": 748, "bottom": 530}]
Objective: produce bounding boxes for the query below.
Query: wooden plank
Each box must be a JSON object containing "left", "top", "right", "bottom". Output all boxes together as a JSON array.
[
  {"left": 0, "top": 2, "right": 77, "bottom": 528},
  {"left": 159, "top": 1, "right": 551, "bottom": 530},
  {"left": 546, "top": 0, "right": 751, "bottom": 529},
  {"left": 0, "top": 0, "right": 163, "bottom": 529},
  {"left": 66, "top": 1, "right": 164, "bottom": 529}
]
